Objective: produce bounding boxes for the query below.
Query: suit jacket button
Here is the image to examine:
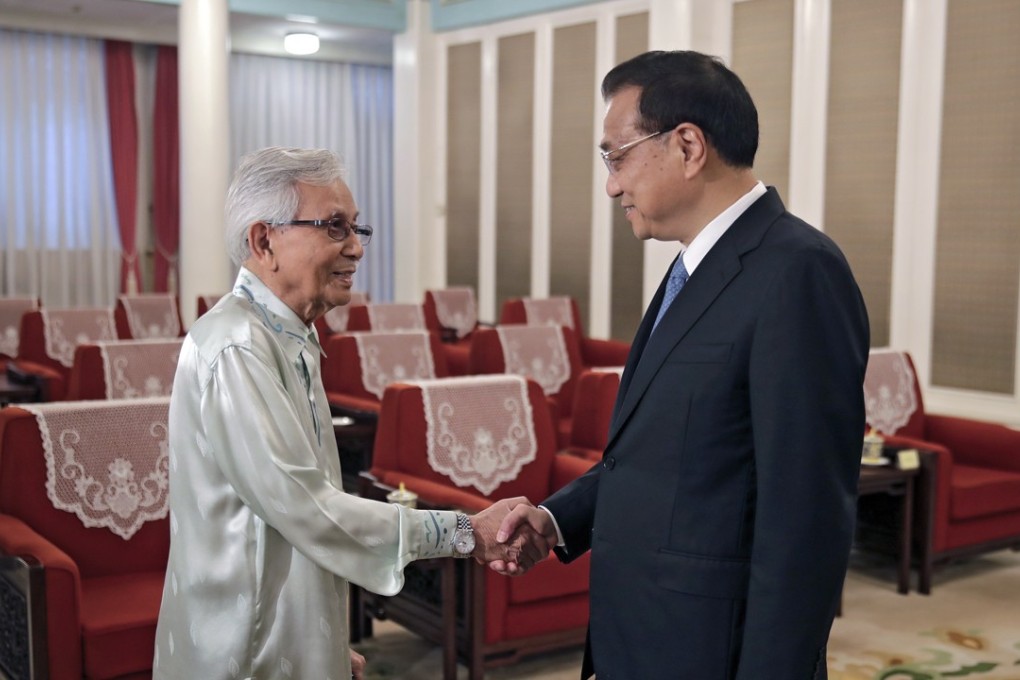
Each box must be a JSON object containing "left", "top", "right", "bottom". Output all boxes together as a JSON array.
[{"left": 603, "top": 456, "right": 616, "bottom": 470}]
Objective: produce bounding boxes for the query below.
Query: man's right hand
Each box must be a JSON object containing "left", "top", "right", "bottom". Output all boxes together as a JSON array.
[{"left": 487, "top": 499, "right": 558, "bottom": 576}]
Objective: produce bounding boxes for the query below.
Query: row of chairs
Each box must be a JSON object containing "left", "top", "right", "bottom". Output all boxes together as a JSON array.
[{"left": 3, "top": 295, "right": 183, "bottom": 401}]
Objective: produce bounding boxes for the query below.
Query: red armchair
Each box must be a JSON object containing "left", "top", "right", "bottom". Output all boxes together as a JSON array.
[
  {"left": 357, "top": 376, "right": 592, "bottom": 678},
  {"left": 114, "top": 294, "right": 184, "bottom": 340},
  {"left": 0, "top": 399, "right": 170, "bottom": 679},
  {"left": 563, "top": 368, "right": 623, "bottom": 462},
  {"left": 345, "top": 302, "right": 427, "bottom": 333},
  {"left": 863, "top": 350, "right": 1020, "bottom": 593},
  {"left": 499, "top": 296, "right": 630, "bottom": 367},
  {"left": 423, "top": 288, "right": 483, "bottom": 375},
  {"left": 66, "top": 339, "right": 183, "bottom": 400},
  {"left": 468, "top": 325, "right": 585, "bottom": 448},
  {"left": 1, "top": 296, "right": 39, "bottom": 365},
  {"left": 321, "top": 331, "right": 450, "bottom": 419},
  {"left": 12, "top": 308, "right": 117, "bottom": 401}
]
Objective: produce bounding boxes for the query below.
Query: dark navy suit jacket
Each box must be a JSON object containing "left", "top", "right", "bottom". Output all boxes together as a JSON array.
[{"left": 543, "top": 188, "right": 869, "bottom": 680}]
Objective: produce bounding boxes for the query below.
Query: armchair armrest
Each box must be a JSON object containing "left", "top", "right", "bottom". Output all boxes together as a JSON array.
[
  {"left": 926, "top": 414, "right": 1020, "bottom": 472},
  {"left": 550, "top": 452, "right": 596, "bottom": 492},
  {"left": 580, "top": 337, "right": 630, "bottom": 367},
  {"left": 0, "top": 514, "right": 83, "bottom": 680}
]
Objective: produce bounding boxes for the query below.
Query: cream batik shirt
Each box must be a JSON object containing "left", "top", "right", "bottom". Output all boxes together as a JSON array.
[{"left": 153, "top": 268, "right": 458, "bottom": 680}]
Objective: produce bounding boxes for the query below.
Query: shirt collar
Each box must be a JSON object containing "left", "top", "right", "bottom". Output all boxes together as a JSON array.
[
  {"left": 231, "top": 267, "right": 323, "bottom": 361},
  {"left": 682, "top": 181, "right": 767, "bottom": 275}
]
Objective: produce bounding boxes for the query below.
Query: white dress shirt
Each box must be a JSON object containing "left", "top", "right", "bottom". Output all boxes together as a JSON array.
[{"left": 153, "top": 267, "right": 457, "bottom": 680}]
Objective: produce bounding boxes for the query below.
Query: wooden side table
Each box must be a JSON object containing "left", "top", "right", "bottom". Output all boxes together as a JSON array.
[{"left": 857, "top": 461, "right": 920, "bottom": 594}]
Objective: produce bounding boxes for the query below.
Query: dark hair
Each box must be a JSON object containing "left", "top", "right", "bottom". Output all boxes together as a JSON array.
[{"left": 602, "top": 50, "right": 758, "bottom": 168}]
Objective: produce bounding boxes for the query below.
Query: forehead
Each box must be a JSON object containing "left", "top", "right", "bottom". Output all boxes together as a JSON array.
[
  {"left": 602, "top": 86, "right": 643, "bottom": 141},
  {"left": 295, "top": 179, "right": 357, "bottom": 215}
]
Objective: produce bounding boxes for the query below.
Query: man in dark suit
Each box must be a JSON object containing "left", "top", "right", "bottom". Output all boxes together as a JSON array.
[{"left": 493, "top": 50, "right": 870, "bottom": 679}]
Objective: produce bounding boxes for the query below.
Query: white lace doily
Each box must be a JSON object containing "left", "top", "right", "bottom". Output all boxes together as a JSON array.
[
  {"left": 0, "top": 296, "right": 37, "bottom": 357},
  {"left": 495, "top": 325, "right": 571, "bottom": 395},
  {"left": 120, "top": 294, "right": 182, "bottom": 339},
  {"left": 322, "top": 292, "right": 369, "bottom": 333},
  {"left": 366, "top": 303, "right": 426, "bottom": 332},
  {"left": 431, "top": 288, "right": 477, "bottom": 339},
  {"left": 522, "top": 296, "right": 574, "bottom": 329},
  {"left": 98, "top": 339, "right": 183, "bottom": 399},
  {"left": 590, "top": 365, "right": 625, "bottom": 376},
  {"left": 416, "top": 375, "right": 537, "bottom": 496},
  {"left": 42, "top": 309, "right": 118, "bottom": 368},
  {"left": 353, "top": 331, "right": 436, "bottom": 399},
  {"left": 23, "top": 397, "right": 170, "bottom": 540},
  {"left": 864, "top": 350, "right": 919, "bottom": 436}
]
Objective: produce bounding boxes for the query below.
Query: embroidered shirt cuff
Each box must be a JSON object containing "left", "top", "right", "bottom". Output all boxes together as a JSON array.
[{"left": 416, "top": 509, "right": 459, "bottom": 559}]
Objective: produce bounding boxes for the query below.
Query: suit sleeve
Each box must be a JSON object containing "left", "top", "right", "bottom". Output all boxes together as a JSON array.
[
  {"left": 542, "top": 460, "right": 601, "bottom": 563},
  {"left": 735, "top": 242, "right": 869, "bottom": 679}
]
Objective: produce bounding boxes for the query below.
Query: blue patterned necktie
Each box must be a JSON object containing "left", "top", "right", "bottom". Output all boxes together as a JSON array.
[{"left": 652, "top": 253, "right": 689, "bottom": 332}]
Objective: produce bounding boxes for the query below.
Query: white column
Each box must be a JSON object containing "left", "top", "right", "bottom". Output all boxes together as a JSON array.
[
  {"left": 178, "top": 0, "right": 231, "bottom": 326},
  {"left": 787, "top": 0, "right": 830, "bottom": 228},
  {"left": 393, "top": 0, "right": 439, "bottom": 304}
]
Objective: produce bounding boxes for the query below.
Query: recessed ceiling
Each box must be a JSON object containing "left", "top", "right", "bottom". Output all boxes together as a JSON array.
[{"left": 0, "top": 0, "right": 394, "bottom": 64}]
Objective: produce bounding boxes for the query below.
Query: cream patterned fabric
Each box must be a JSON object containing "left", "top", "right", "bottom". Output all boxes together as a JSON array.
[
  {"left": 418, "top": 375, "right": 537, "bottom": 496},
  {"left": 353, "top": 331, "right": 436, "bottom": 399},
  {"left": 366, "top": 303, "right": 426, "bottom": 332},
  {"left": 120, "top": 294, "right": 182, "bottom": 339},
  {"left": 98, "top": 339, "right": 183, "bottom": 399},
  {"left": 42, "top": 308, "right": 117, "bottom": 367},
  {"left": 0, "top": 296, "right": 37, "bottom": 357},
  {"left": 864, "top": 350, "right": 919, "bottom": 436},
  {"left": 495, "top": 325, "right": 571, "bottom": 395},
  {"left": 22, "top": 398, "right": 170, "bottom": 540},
  {"left": 153, "top": 268, "right": 458, "bottom": 680},
  {"left": 431, "top": 287, "right": 477, "bottom": 339},
  {"left": 522, "top": 296, "right": 574, "bottom": 328},
  {"left": 322, "top": 291, "right": 369, "bottom": 332}
]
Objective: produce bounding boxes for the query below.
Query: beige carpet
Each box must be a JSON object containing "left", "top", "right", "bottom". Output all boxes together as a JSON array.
[{"left": 355, "top": 550, "right": 1020, "bottom": 679}]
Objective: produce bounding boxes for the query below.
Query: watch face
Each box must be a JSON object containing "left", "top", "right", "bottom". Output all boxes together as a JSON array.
[{"left": 454, "top": 530, "right": 475, "bottom": 555}]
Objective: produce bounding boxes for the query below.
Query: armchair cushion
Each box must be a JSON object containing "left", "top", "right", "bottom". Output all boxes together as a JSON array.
[
  {"left": 950, "top": 465, "right": 1020, "bottom": 520},
  {"left": 81, "top": 571, "right": 165, "bottom": 679}
]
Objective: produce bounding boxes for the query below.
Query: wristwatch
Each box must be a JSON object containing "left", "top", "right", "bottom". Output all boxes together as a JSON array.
[{"left": 452, "top": 513, "right": 475, "bottom": 558}]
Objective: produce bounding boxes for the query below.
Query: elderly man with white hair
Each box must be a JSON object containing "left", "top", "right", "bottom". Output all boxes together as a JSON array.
[{"left": 153, "top": 147, "right": 543, "bottom": 680}]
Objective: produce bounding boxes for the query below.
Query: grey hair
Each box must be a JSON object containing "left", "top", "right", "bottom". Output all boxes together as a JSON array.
[{"left": 224, "top": 147, "right": 345, "bottom": 266}]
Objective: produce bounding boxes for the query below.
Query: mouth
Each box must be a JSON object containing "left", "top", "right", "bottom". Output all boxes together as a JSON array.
[{"left": 332, "top": 268, "right": 356, "bottom": 286}]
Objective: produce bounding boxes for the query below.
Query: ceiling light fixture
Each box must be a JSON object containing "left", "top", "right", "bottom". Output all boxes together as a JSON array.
[{"left": 284, "top": 32, "right": 320, "bottom": 56}]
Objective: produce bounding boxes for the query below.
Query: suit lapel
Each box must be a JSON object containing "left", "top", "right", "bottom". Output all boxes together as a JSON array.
[{"left": 606, "top": 188, "right": 787, "bottom": 450}]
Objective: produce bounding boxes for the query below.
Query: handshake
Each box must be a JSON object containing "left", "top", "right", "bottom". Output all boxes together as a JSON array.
[{"left": 468, "top": 497, "right": 559, "bottom": 576}]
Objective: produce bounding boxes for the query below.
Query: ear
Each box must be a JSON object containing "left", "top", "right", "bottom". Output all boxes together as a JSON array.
[
  {"left": 674, "top": 123, "right": 708, "bottom": 178},
  {"left": 247, "top": 221, "right": 279, "bottom": 271}
]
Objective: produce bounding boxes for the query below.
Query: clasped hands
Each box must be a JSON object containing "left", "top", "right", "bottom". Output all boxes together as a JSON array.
[{"left": 469, "top": 497, "right": 557, "bottom": 576}]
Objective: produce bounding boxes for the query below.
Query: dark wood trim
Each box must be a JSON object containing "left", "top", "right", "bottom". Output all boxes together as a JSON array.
[{"left": 0, "top": 554, "right": 48, "bottom": 680}]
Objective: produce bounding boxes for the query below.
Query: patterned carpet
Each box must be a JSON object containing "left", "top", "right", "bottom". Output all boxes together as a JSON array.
[{"left": 355, "top": 550, "right": 1020, "bottom": 679}]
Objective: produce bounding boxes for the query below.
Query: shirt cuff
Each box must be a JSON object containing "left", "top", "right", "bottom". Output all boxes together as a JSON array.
[
  {"left": 538, "top": 505, "right": 565, "bottom": 547},
  {"left": 415, "top": 509, "right": 459, "bottom": 559}
]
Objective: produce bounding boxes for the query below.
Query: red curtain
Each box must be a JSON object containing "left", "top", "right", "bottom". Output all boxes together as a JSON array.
[
  {"left": 104, "top": 40, "right": 140, "bottom": 294},
  {"left": 152, "top": 46, "right": 180, "bottom": 294}
]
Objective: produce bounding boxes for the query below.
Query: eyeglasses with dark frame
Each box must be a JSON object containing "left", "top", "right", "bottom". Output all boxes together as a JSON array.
[
  {"left": 268, "top": 218, "right": 373, "bottom": 245},
  {"left": 599, "top": 130, "right": 665, "bottom": 175}
]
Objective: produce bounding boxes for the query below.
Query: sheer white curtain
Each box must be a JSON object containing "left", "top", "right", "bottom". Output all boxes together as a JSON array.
[
  {"left": 0, "top": 28, "right": 121, "bottom": 307},
  {"left": 229, "top": 54, "right": 394, "bottom": 301}
]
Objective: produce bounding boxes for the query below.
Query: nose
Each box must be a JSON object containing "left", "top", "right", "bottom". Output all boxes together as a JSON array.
[
  {"left": 606, "top": 172, "right": 622, "bottom": 198},
  {"left": 343, "top": 236, "right": 364, "bottom": 260}
]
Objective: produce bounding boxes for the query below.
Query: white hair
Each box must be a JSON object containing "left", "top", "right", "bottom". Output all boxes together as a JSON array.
[{"left": 224, "top": 147, "right": 345, "bottom": 266}]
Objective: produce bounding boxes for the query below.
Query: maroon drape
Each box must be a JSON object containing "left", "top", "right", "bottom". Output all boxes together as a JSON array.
[
  {"left": 104, "top": 40, "right": 140, "bottom": 294},
  {"left": 152, "top": 46, "right": 180, "bottom": 294}
]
